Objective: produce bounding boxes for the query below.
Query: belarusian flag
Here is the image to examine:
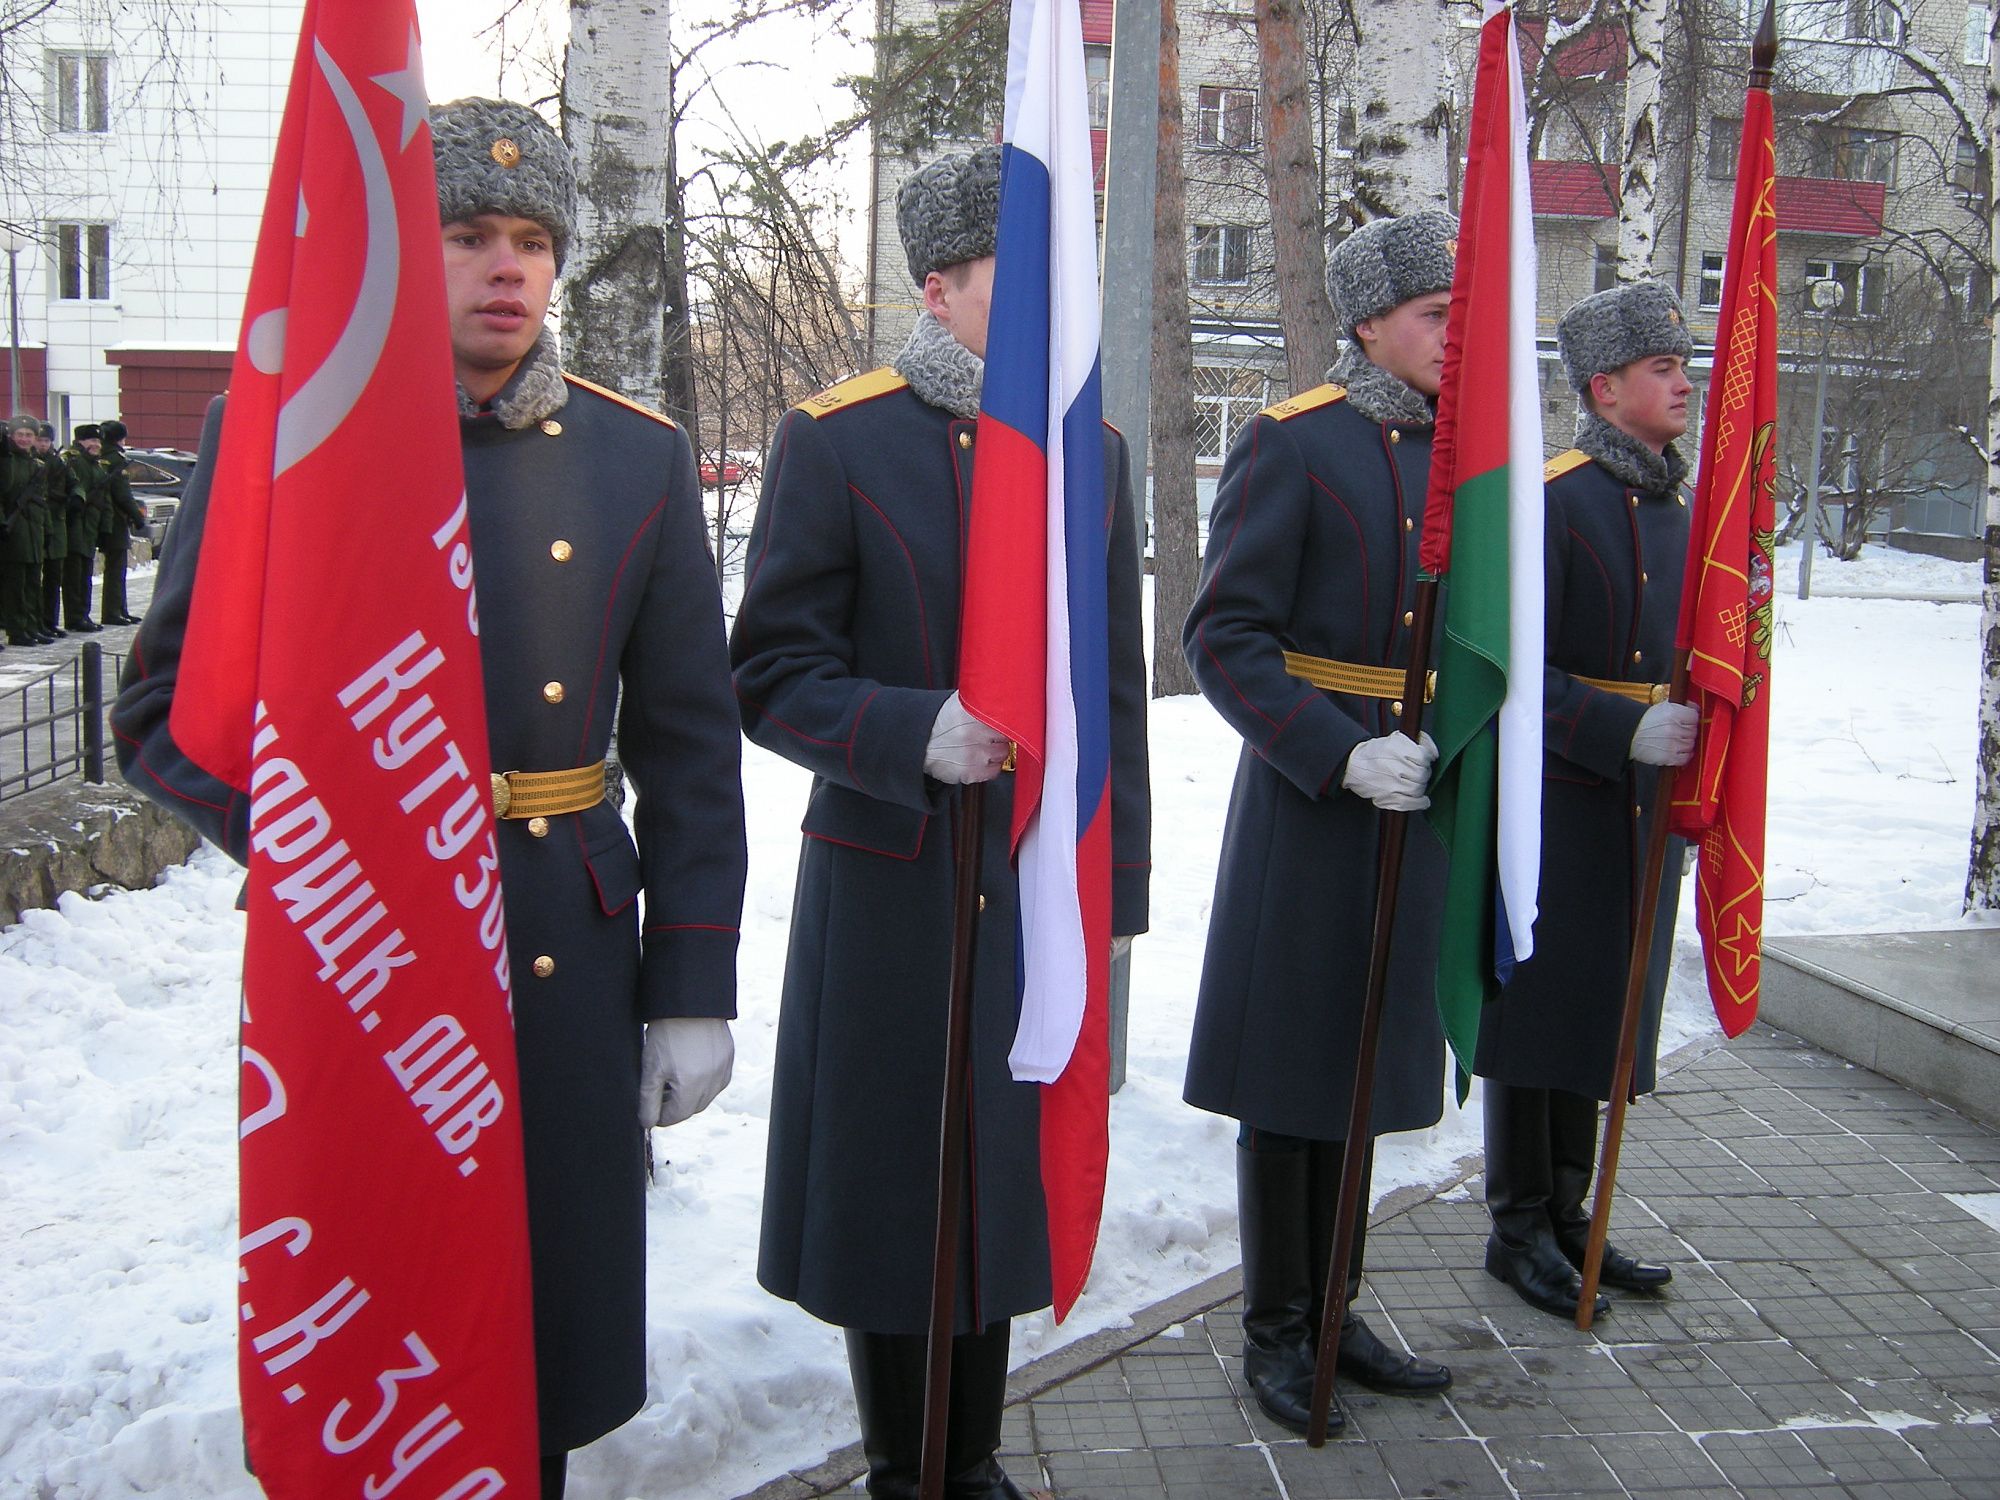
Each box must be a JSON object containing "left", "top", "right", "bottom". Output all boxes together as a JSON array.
[
  {"left": 1420, "top": 0, "right": 1544, "bottom": 1085},
  {"left": 1668, "top": 45, "right": 1778, "bottom": 1038}
]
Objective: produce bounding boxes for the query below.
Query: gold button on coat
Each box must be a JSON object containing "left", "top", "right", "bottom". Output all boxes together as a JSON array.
[
  {"left": 1402, "top": 610, "right": 1414, "bottom": 626},
  {"left": 1641, "top": 570, "right": 1649, "bottom": 583},
  {"left": 532, "top": 955, "right": 555, "bottom": 978},
  {"left": 541, "top": 419, "right": 563, "bottom": 436},
  {"left": 1390, "top": 700, "right": 1404, "bottom": 717},
  {"left": 543, "top": 681, "right": 565, "bottom": 704},
  {"left": 958, "top": 431, "right": 973, "bottom": 449},
  {"left": 551, "top": 540, "right": 573, "bottom": 563},
  {"left": 1389, "top": 429, "right": 1402, "bottom": 444},
  {"left": 1632, "top": 650, "right": 1643, "bottom": 663},
  {"left": 1403, "top": 517, "right": 1414, "bottom": 532},
  {"left": 977, "top": 894, "right": 986, "bottom": 911},
  {"left": 528, "top": 816, "right": 550, "bottom": 838}
]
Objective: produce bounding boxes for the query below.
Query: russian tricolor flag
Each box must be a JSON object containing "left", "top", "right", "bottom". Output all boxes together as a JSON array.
[{"left": 956, "top": 0, "right": 1112, "bottom": 1321}]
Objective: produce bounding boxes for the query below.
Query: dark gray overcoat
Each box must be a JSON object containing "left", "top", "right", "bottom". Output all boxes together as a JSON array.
[
  {"left": 1181, "top": 386, "right": 1447, "bottom": 1142},
  {"left": 730, "top": 369, "right": 1151, "bottom": 1336},
  {"left": 1472, "top": 447, "right": 1687, "bottom": 1099},
  {"left": 113, "top": 374, "right": 748, "bottom": 1454}
]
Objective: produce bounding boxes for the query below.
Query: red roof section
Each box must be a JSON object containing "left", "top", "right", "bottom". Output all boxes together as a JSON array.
[
  {"left": 1081, "top": 0, "right": 1112, "bottom": 45},
  {"left": 1517, "top": 16, "right": 1627, "bottom": 82},
  {"left": 1531, "top": 159, "right": 1616, "bottom": 219},
  {"left": 1774, "top": 176, "right": 1886, "bottom": 237}
]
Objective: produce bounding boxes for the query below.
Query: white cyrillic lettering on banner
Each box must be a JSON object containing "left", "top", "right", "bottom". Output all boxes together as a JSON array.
[
  {"left": 240, "top": 1047, "right": 288, "bottom": 1138},
  {"left": 337, "top": 929, "right": 417, "bottom": 1013},
  {"left": 304, "top": 888, "right": 387, "bottom": 981},
  {"left": 361, "top": 1403, "right": 463, "bottom": 1499},
  {"left": 397, "top": 740, "right": 470, "bottom": 815},
  {"left": 429, "top": 493, "right": 468, "bottom": 552},
  {"left": 270, "top": 838, "right": 362, "bottom": 922},
  {"left": 435, "top": 1470, "right": 505, "bottom": 1500},
  {"left": 387, "top": 1016, "right": 465, "bottom": 1086},
  {"left": 251, "top": 1277, "right": 372, "bottom": 1375},
  {"left": 435, "top": 1083, "right": 504, "bottom": 1157},
  {"left": 321, "top": 1331, "right": 441, "bottom": 1455},
  {"left": 238, "top": 1216, "right": 312, "bottom": 1271},
  {"left": 425, "top": 783, "right": 485, "bottom": 861},
  {"left": 453, "top": 838, "right": 498, "bottom": 910},
  {"left": 339, "top": 632, "right": 446, "bottom": 731},
  {"left": 477, "top": 883, "right": 505, "bottom": 952},
  {"left": 372, "top": 694, "right": 445, "bottom": 771},
  {"left": 410, "top": 1047, "right": 490, "bottom": 1126}
]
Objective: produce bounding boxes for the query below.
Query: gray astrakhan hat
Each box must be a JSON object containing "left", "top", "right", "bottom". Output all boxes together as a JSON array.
[
  {"left": 1326, "top": 211, "right": 1457, "bottom": 334},
  {"left": 896, "top": 146, "right": 1003, "bottom": 286},
  {"left": 1557, "top": 279, "right": 1694, "bottom": 393},
  {"left": 430, "top": 98, "right": 578, "bottom": 270}
]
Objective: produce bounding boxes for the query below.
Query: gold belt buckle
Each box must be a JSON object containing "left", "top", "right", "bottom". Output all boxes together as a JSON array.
[{"left": 491, "top": 772, "right": 513, "bottom": 819}]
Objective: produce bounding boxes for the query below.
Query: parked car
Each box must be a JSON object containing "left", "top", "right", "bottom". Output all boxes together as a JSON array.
[
  {"left": 698, "top": 452, "right": 756, "bottom": 488},
  {"left": 123, "top": 448, "right": 200, "bottom": 553}
]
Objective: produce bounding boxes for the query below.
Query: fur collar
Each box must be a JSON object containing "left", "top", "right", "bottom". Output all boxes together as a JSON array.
[
  {"left": 1330, "top": 345, "right": 1434, "bottom": 428},
  {"left": 1575, "top": 412, "right": 1687, "bottom": 496},
  {"left": 459, "top": 331, "right": 570, "bottom": 430},
  {"left": 893, "top": 313, "right": 984, "bottom": 420}
]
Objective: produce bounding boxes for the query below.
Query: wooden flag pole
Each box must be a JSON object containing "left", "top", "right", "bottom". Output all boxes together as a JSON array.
[
  {"left": 1574, "top": 654, "right": 1691, "bottom": 1331},
  {"left": 1306, "top": 577, "right": 1441, "bottom": 1446},
  {"left": 920, "top": 781, "right": 988, "bottom": 1499}
]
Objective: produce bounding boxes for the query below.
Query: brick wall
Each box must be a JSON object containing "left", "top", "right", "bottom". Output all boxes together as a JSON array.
[{"left": 103, "top": 349, "right": 233, "bottom": 450}]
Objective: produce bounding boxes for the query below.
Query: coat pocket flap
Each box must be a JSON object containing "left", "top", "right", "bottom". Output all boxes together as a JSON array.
[
  {"left": 581, "top": 819, "right": 643, "bottom": 915},
  {"left": 800, "top": 780, "right": 928, "bottom": 861}
]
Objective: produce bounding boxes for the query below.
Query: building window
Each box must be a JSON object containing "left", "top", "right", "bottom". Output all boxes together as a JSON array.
[
  {"left": 1698, "top": 252, "right": 1726, "bottom": 311},
  {"left": 1805, "top": 257, "right": 1886, "bottom": 318},
  {"left": 1335, "top": 103, "right": 1358, "bottom": 156},
  {"left": 1845, "top": 0, "right": 1901, "bottom": 41},
  {"left": 1191, "top": 222, "right": 1250, "bottom": 285},
  {"left": 1812, "top": 126, "right": 1897, "bottom": 188},
  {"left": 52, "top": 222, "right": 111, "bottom": 300},
  {"left": 1707, "top": 118, "right": 1739, "bottom": 179},
  {"left": 1195, "top": 85, "right": 1257, "bottom": 151},
  {"left": 1086, "top": 47, "right": 1110, "bottom": 130},
  {"left": 1592, "top": 244, "right": 1618, "bottom": 293},
  {"left": 1969, "top": 4, "right": 1991, "bottom": 64},
  {"left": 1193, "top": 365, "right": 1269, "bottom": 462},
  {"left": 1948, "top": 265, "right": 1991, "bottom": 322},
  {"left": 48, "top": 51, "right": 110, "bottom": 134},
  {"left": 1955, "top": 135, "right": 1985, "bottom": 201}
]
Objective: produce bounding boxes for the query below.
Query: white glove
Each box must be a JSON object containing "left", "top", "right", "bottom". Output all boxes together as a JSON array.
[
  {"left": 1629, "top": 700, "right": 1699, "bottom": 767},
  {"left": 924, "top": 691, "right": 1010, "bottom": 784},
  {"left": 1341, "top": 731, "right": 1437, "bottom": 811},
  {"left": 639, "top": 1017, "right": 735, "bottom": 1129}
]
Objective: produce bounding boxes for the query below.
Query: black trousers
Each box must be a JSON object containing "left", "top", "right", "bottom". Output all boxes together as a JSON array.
[
  {"left": 63, "top": 550, "right": 92, "bottom": 626},
  {"left": 41, "top": 555, "right": 64, "bottom": 629},
  {"left": 0, "top": 559, "right": 37, "bottom": 639},
  {"left": 100, "top": 547, "right": 129, "bottom": 621}
]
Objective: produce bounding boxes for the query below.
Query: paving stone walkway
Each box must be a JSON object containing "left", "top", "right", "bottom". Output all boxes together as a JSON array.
[{"left": 750, "top": 1025, "right": 2000, "bottom": 1499}]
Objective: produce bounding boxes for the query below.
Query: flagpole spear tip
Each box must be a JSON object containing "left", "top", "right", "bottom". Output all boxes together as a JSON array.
[{"left": 1751, "top": 0, "right": 1779, "bottom": 85}]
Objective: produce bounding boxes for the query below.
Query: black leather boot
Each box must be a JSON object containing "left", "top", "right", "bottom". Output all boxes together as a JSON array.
[
  {"left": 845, "top": 1328, "right": 927, "bottom": 1500},
  {"left": 943, "top": 1319, "right": 1032, "bottom": 1499},
  {"left": 1304, "top": 1139, "right": 1452, "bottom": 1395},
  {"left": 1548, "top": 1089, "right": 1671, "bottom": 1292},
  {"left": 1483, "top": 1082, "right": 1609, "bottom": 1321},
  {"left": 1237, "top": 1140, "right": 1338, "bottom": 1435}
]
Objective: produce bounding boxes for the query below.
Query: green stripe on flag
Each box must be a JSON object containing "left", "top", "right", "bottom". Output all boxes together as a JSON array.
[{"left": 1426, "top": 463, "right": 1512, "bottom": 1093}]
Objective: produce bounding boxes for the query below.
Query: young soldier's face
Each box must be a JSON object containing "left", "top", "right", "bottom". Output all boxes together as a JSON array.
[
  {"left": 81, "top": 437, "right": 101, "bottom": 455},
  {"left": 34, "top": 435, "right": 52, "bottom": 454},
  {"left": 441, "top": 214, "right": 559, "bottom": 388},
  {"left": 8, "top": 428, "right": 31, "bottom": 453},
  {"left": 922, "top": 255, "right": 997, "bottom": 361},
  {"left": 1594, "top": 355, "right": 1691, "bottom": 451},
  {"left": 1354, "top": 291, "right": 1452, "bottom": 398}
]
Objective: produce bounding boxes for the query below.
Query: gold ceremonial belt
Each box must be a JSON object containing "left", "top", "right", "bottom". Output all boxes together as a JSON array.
[
  {"left": 491, "top": 761, "right": 608, "bottom": 820},
  {"left": 1575, "top": 675, "right": 1670, "bottom": 705},
  {"left": 1282, "top": 650, "right": 1435, "bottom": 704}
]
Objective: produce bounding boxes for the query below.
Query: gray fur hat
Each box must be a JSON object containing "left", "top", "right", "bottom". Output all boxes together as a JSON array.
[
  {"left": 1326, "top": 212, "right": 1457, "bottom": 334},
  {"left": 896, "top": 146, "right": 1002, "bottom": 285},
  {"left": 1558, "top": 280, "right": 1694, "bottom": 393},
  {"left": 430, "top": 98, "right": 577, "bottom": 271}
]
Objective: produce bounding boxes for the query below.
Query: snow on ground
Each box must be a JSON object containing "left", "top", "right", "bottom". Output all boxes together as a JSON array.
[{"left": 1, "top": 546, "right": 1990, "bottom": 1498}]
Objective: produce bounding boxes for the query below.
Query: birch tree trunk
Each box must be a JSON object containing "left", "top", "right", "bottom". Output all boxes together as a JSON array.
[
  {"left": 1150, "top": 0, "right": 1200, "bottom": 699},
  {"left": 1968, "top": 16, "right": 2000, "bottom": 909},
  {"left": 1617, "top": 0, "right": 1665, "bottom": 280},
  {"left": 1256, "top": 0, "right": 1337, "bottom": 392},
  {"left": 1350, "top": 0, "right": 1451, "bottom": 217},
  {"left": 561, "top": 0, "right": 696, "bottom": 426}
]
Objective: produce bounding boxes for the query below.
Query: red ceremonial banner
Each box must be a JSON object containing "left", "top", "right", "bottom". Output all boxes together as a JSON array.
[
  {"left": 1670, "top": 84, "right": 1778, "bottom": 1039},
  {"left": 168, "top": 1, "right": 539, "bottom": 1493}
]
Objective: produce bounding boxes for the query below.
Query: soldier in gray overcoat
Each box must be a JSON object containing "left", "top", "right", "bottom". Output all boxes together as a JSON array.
[
  {"left": 1475, "top": 281, "right": 1699, "bottom": 1321},
  {"left": 1180, "top": 214, "right": 1459, "bottom": 1437},
  {"left": 113, "top": 100, "right": 747, "bottom": 1500},
  {"left": 731, "top": 148, "right": 1151, "bottom": 1499}
]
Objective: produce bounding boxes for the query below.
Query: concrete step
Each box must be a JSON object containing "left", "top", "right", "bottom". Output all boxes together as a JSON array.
[{"left": 1762, "top": 928, "right": 2000, "bottom": 1128}]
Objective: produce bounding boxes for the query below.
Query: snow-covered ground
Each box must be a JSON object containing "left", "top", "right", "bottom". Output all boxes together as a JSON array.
[{"left": 1, "top": 545, "right": 1990, "bottom": 1499}]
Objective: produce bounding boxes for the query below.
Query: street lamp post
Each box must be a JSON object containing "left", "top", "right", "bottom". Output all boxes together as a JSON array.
[
  {"left": 1798, "top": 276, "right": 1846, "bottom": 601},
  {"left": 0, "top": 227, "right": 26, "bottom": 416}
]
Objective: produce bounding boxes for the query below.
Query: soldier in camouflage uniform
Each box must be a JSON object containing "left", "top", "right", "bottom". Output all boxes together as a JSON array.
[
  {"left": 62, "top": 425, "right": 108, "bottom": 632},
  {"left": 2, "top": 415, "right": 53, "bottom": 646},
  {"left": 35, "top": 423, "right": 72, "bottom": 636}
]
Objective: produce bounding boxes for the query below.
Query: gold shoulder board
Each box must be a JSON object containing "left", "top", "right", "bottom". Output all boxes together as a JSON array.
[
  {"left": 1544, "top": 448, "right": 1591, "bottom": 483},
  {"left": 1260, "top": 384, "right": 1346, "bottom": 421},
  {"left": 797, "top": 367, "right": 909, "bottom": 419},
  {"left": 562, "top": 373, "right": 679, "bottom": 429}
]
